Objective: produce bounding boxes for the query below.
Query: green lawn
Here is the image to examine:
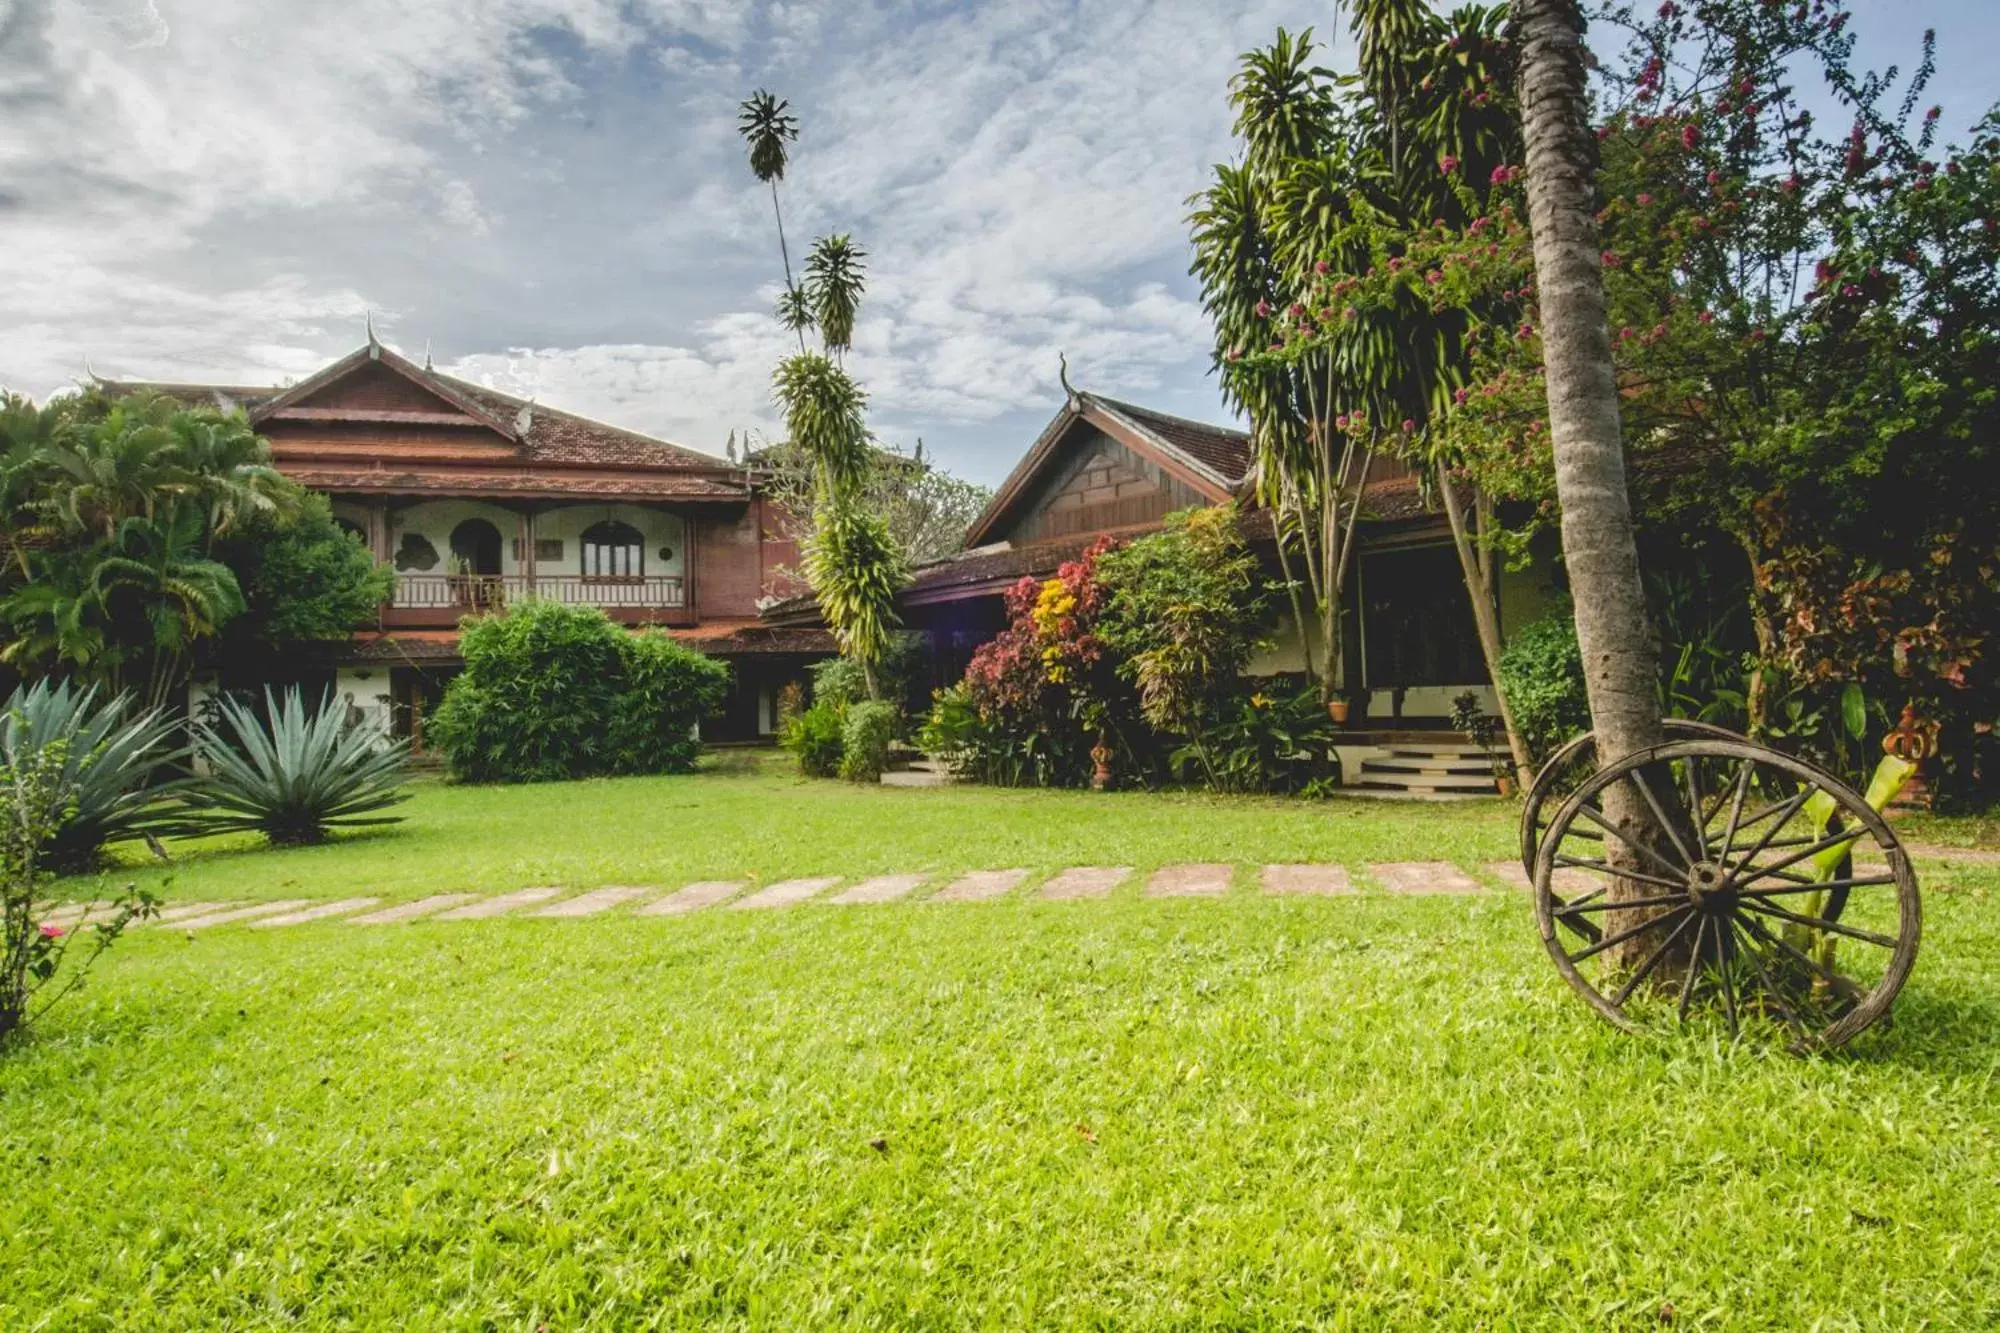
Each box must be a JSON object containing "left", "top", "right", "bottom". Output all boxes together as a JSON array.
[{"left": 7, "top": 756, "right": 1999, "bottom": 1328}]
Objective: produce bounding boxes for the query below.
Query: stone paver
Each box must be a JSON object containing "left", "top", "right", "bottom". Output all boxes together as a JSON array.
[
  {"left": 827, "top": 873, "right": 928, "bottom": 905},
  {"left": 932, "top": 868, "right": 1029, "bottom": 902},
  {"left": 1370, "top": 861, "right": 1486, "bottom": 895},
  {"left": 730, "top": 876, "right": 841, "bottom": 910},
  {"left": 1039, "top": 866, "right": 1130, "bottom": 900},
  {"left": 172, "top": 900, "right": 312, "bottom": 931},
  {"left": 637, "top": 881, "right": 747, "bottom": 915},
  {"left": 151, "top": 901, "right": 235, "bottom": 925},
  {"left": 531, "top": 885, "right": 652, "bottom": 918},
  {"left": 348, "top": 894, "right": 478, "bottom": 925},
  {"left": 1483, "top": 860, "right": 1533, "bottom": 891},
  {"left": 252, "top": 898, "right": 381, "bottom": 928},
  {"left": 38, "top": 900, "right": 116, "bottom": 926},
  {"left": 1262, "top": 864, "right": 1355, "bottom": 896},
  {"left": 435, "top": 887, "right": 567, "bottom": 920},
  {"left": 1145, "top": 863, "right": 1233, "bottom": 897}
]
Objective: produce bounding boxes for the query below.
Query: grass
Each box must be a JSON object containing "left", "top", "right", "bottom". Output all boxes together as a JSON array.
[
  {"left": 59, "top": 751, "right": 1536, "bottom": 906},
  {"left": 7, "top": 754, "right": 2000, "bottom": 1327}
]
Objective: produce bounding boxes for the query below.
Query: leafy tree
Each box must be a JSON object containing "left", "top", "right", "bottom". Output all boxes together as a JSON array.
[
  {"left": 754, "top": 436, "right": 992, "bottom": 566},
  {"left": 217, "top": 492, "right": 396, "bottom": 650}
]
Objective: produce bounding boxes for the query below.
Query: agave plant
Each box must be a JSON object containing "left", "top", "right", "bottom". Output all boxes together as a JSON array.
[
  {"left": 191, "top": 687, "right": 410, "bottom": 846},
  {"left": 0, "top": 678, "right": 187, "bottom": 872}
]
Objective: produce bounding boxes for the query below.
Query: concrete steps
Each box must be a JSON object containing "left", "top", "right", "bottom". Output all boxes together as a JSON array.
[
  {"left": 1355, "top": 744, "right": 1500, "bottom": 799},
  {"left": 881, "top": 753, "right": 951, "bottom": 788}
]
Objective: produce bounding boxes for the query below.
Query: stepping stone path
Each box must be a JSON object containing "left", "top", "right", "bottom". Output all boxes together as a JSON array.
[
  {"left": 730, "top": 876, "right": 841, "bottom": 910},
  {"left": 638, "top": 881, "right": 745, "bottom": 915},
  {"left": 827, "top": 874, "right": 928, "bottom": 904},
  {"left": 174, "top": 900, "right": 311, "bottom": 931},
  {"left": 933, "top": 868, "right": 1028, "bottom": 902},
  {"left": 1262, "top": 864, "right": 1355, "bottom": 895},
  {"left": 117, "top": 858, "right": 1596, "bottom": 932},
  {"left": 1145, "top": 863, "right": 1232, "bottom": 897},
  {"left": 253, "top": 898, "right": 381, "bottom": 928},
  {"left": 1371, "top": 861, "right": 1485, "bottom": 895},
  {"left": 348, "top": 894, "right": 477, "bottom": 925},
  {"left": 1039, "top": 866, "right": 1129, "bottom": 900},
  {"left": 532, "top": 885, "right": 651, "bottom": 918},
  {"left": 436, "top": 886, "right": 566, "bottom": 920}
]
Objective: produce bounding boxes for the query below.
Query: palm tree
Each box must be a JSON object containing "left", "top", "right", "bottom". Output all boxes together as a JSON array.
[
  {"left": 804, "top": 234, "right": 867, "bottom": 357},
  {"left": 738, "top": 90, "right": 807, "bottom": 351},
  {"left": 1511, "top": 0, "right": 1667, "bottom": 964}
]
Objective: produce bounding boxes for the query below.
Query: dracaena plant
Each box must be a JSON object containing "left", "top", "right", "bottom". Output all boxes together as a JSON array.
[{"left": 190, "top": 687, "right": 410, "bottom": 846}]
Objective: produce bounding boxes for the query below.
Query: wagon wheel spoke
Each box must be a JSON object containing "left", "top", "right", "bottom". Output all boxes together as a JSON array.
[
  {"left": 1552, "top": 889, "right": 1688, "bottom": 915},
  {"left": 1677, "top": 915, "right": 1708, "bottom": 1022},
  {"left": 1730, "top": 826, "right": 1868, "bottom": 888},
  {"left": 1716, "top": 925, "right": 1741, "bottom": 1038},
  {"left": 1551, "top": 854, "right": 1689, "bottom": 893},
  {"left": 1628, "top": 766, "right": 1700, "bottom": 868},
  {"left": 1567, "top": 905, "right": 1693, "bottom": 966},
  {"left": 1727, "top": 919, "right": 1811, "bottom": 1044},
  {"left": 1723, "top": 785, "right": 1815, "bottom": 880},
  {"left": 1733, "top": 911, "right": 1863, "bottom": 1003},
  {"left": 1609, "top": 910, "right": 1699, "bottom": 1008},
  {"left": 1737, "top": 897, "right": 1900, "bottom": 950},
  {"left": 1713, "top": 760, "right": 1753, "bottom": 865},
  {"left": 1736, "top": 874, "right": 1897, "bottom": 899},
  {"left": 1571, "top": 803, "right": 1690, "bottom": 881}
]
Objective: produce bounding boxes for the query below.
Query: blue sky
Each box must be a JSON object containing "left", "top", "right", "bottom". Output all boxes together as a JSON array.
[{"left": 3, "top": 0, "right": 1993, "bottom": 484}]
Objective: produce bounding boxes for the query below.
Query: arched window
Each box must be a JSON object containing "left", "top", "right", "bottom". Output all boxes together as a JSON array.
[
  {"left": 580, "top": 520, "right": 644, "bottom": 580},
  {"left": 448, "top": 518, "right": 503, "bottom": 575}
]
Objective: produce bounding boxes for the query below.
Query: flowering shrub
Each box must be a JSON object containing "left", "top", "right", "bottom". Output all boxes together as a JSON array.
[{"left": 2, "top": 724, "right": 155, "bottom": 1045}]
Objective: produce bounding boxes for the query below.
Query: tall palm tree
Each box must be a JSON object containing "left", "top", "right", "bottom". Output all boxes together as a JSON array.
[
  {"left": 804, "top": 234, "right": 867, "bottom": 357},
  {"left": 738, "top": 90, "right": 808, "bottom": 351},
  {"left": 1512, "top": 0, "right": 1667, "bottom": 964}
]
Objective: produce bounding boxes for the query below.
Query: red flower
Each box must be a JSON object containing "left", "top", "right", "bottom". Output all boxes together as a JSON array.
[
  {"left": 1439, "top": 154, "right": 1460, "bottom": 174},
  {"left": 1313, "top": 259, "right": 1329, "bottom": 275},
  {"left": 1253, "top": 300, "right": 1271, "bottom": 319},
  {"left": 40, "top": 923, "right": 64, "bottom": 939},
  {"left": 1682, "top": 123, "right": 1699, "bottom": 149}
]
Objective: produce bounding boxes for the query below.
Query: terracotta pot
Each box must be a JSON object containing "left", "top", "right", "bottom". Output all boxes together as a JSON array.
[
  {"left": 1495, "top": 774, "right": 1515, "bottom": 798},
  {"left": 1328, "top": 700, "right": 1350, "bottom": 725},
  {"left": 1090, "top": 744, "right": 1114, "bottom": 792}
]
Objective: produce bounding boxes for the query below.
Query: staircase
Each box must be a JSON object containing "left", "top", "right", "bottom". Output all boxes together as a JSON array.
[
  {"left": 1352, "top": 741, "right": 1499, "bottom": 800},
  {"left": 880, "top": 747, "right": 951, "bottom": 788}
]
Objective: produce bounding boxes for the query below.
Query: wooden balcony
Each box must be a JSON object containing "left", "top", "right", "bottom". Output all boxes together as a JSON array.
[{"left": 383, "top": 573, "right": 692, "bottom": 627}]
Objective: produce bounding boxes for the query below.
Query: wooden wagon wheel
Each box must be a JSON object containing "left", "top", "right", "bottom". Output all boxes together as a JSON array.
[
  {"left": 1519, "top": 719, "right": 1746, "bottom": 882},
  {"left": 1532, "top": 739, "right": 1920, "bottom": 1050}
]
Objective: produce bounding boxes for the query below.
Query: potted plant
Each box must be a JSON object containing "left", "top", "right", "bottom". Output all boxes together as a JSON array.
[
  {"left": 1328, "top": 685, "right": 1368, "bottom": 727},
  {"left": 1450, "top": 690, "right": 1510, "bottom": 795}
]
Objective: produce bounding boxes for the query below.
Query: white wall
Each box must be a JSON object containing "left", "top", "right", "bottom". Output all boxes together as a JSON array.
[
  {"left": 334, "top": 668, "right": 395, "bottom": 737},
  {"left": 529, "top": 504, "right": 687, "bottom": 580}
]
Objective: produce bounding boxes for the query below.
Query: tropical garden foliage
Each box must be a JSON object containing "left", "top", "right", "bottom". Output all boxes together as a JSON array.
[
  {"left": 1201, "top": 0, "right": 1999, "bottom": 803},
  {"left": 428, "top": 600, "right": 729, "bottom": 784},
  {"left": 0, "top": 388, "right": 392, "bottom": 709}
]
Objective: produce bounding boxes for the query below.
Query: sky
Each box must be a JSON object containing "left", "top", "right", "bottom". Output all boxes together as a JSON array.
[{"left": 2, "top": 1, "right": 1993, "bottom": 485}]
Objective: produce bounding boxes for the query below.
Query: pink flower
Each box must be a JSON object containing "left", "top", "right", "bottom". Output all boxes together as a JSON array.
[
  {"left": 1287, "top": 302, "right": 1306, "bottom": 318},
  {"left": 1697, "top": 310, "right": 1715, "bottom": 325},
  {"left": 1253, "top": 300, "right": 1271, "bottom": 319},
  {"left": 1401, "top": 419, "right": 1416, "bottom": 433},
  {"left": 1490, "top": 164, "right": 1513, "bottom": 184},
  {"left": 1453, "top": 387, "right": 1470, "bottom": 405},
  {"left": 1424, "top": 270, "right": 1442, "bottom": 285},
  {"left": 1342, "top": 306, "right": 1357, "bottom": 321},
  {"left": 1682, "top": 123, "right": 1700, "bottom": 149},
  {"left": 1226, "top": 348, "right": 1243, "bottom": 361},
  {"left": 1439, "top": 154, "right": 1460, "bottom": 174},
  {"left": 1637, "top": 192, "right": 1653, "bottom": 205},
  {"left": 1313, "top": 259, "right": 1329, "bottom": 275},
  {"left": 40, "top": 923, "right": 64, "bottom": 939}
]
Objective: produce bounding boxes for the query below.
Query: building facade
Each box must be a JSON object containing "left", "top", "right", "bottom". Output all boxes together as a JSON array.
[{"left": 121, "top": 340, "right": 826, "bottom": 740}]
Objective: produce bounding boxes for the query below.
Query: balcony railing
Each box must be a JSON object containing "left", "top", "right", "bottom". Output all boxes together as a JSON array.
[{"left": 393, "top": 573, "right": 686, "bottom": 612}]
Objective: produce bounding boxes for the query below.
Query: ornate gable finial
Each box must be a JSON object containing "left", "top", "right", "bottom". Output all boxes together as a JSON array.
[
  {"left": 365, "top": 310, "right": 380, "bottom": 358},
  {"left": 422, "top": 339, "right": 434, "bottom": 371},
  {"left": 1058, "top": 350, "right": 1077, "bottom": 403}
]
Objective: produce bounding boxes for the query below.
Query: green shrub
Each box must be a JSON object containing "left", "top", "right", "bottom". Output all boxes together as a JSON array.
[
  {"left": 1497, "top": 608, "right": 1590, "bottom": 762},
  {"left": 606, "top": 632, "right": 731, "bottom": 775},
  {"left": 0, "top": 679, "right": 186, "bottom": 872},
  {"left": 809, "top": 633, "right": 928, "bottom": 713},
  {"left": 838, "top": 700, "right": 898, "bottom": 782},
  {"left": 1176, "top": 684, "right": 1341, "bottom": 794},
  {"left": 430, "top": 601, "right": 726, "bottom": 782},
  {"left": 782, "top": 700, "right": 845, "bottom": 778},
  {"left": 189, "top": 687, "right": 411, "bottom": 846}
]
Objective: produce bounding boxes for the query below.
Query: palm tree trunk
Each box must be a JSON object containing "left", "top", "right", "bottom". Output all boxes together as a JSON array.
[
  {"left": 1515, "top": 0, "right": 1669, "bottom": 966},
  {"left": 771, "top": 181, "right": 806, "bottom": 355},
  {"left": 1437, "top": 469, "right": 1533, "bottom": 786}
]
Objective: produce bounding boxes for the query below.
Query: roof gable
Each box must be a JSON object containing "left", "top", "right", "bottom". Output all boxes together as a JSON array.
[
  {"left": 963, "top": 392, "right": 1250, "bottom": 548},
  {"left": 250, "top": 343, "right": 519, "bottom": 441}
]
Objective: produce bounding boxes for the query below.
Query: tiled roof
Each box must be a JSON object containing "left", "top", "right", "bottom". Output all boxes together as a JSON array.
[
  {"left": 1085, "top": 395, "right": 1253, "bottom": 487},
  {"left": 98, "top": 346, "right": 733, "bottom": 480},
  {"left": 280, "top": 468, "right": 746, "bottom": 501}
]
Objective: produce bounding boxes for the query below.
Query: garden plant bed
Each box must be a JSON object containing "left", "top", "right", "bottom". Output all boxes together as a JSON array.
[{"left": 7, "top": 753, "right": 1999, "bottom": 1327}]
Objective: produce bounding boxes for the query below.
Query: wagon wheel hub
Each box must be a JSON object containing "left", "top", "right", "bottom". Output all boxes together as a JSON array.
[{"left": 1684, "top": 860, "right": 1734, "bottom": 914}]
